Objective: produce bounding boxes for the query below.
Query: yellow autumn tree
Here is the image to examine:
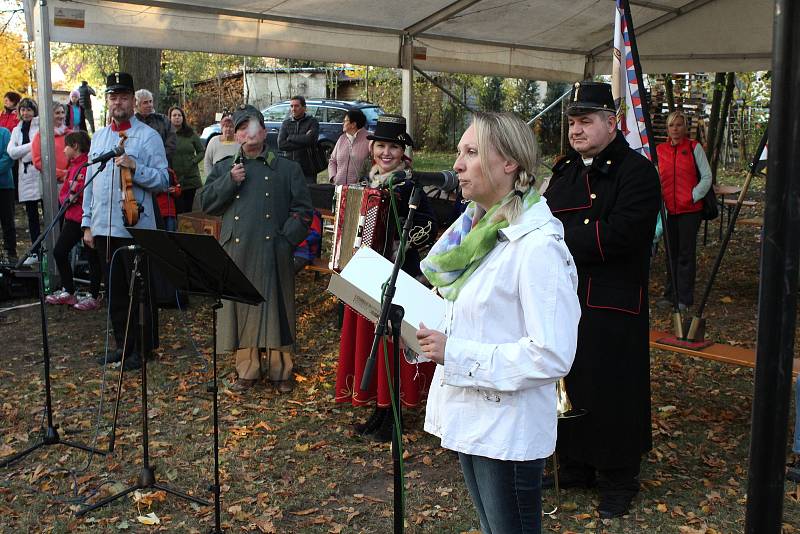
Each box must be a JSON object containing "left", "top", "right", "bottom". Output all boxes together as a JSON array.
[{"left": 0, "top": 32, "right": 32, "bottom": 95}]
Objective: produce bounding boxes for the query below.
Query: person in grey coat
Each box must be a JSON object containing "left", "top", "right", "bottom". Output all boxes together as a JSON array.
[
  {"left": 134, "top": 89, "right": 177, "bottom": 166},
  {"left": 201, "top": 104, "right": 312, "bottom": 393}
]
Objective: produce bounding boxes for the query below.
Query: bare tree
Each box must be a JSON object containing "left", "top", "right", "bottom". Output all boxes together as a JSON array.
[{"left": 119, "top": 46, "right": 162, "bottom": 109}]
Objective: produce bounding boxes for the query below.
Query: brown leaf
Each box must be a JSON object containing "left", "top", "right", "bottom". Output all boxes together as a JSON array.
[{"left": 290, "top": 507, "right": 319, "bottom": 516}]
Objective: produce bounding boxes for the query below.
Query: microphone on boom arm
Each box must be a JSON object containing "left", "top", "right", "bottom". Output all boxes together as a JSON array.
[{"left": 406, "top": 170, "right": 459, "bottom": 192}]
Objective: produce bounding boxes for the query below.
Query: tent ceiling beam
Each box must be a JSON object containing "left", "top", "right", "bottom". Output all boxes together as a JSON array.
[
  {"left": 102, "top": 0, "right": 402, "bottom": 36},
  {"left": 404, "top": 0, "right": 483, "bottom": 36}
]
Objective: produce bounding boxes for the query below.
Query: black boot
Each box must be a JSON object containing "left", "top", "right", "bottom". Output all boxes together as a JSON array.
[
  {"left": 370, "top": 408, "right": 395, "bottom": 443},
  {"left": 542, "top": 459, "right": 596, "bottom": 489},
  {"left": 95, "top": 348, "right": 123, "bottom": 365},
  {"left": 597, "top": 465, "right": 640, "bottom": 518},
  {"left": 354, "top": 407, "right": 387, "bottom": 435}
]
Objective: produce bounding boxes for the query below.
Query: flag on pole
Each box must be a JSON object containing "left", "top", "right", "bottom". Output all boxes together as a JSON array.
[{"left": 612, "top": 0, "right": 651, "bottom": 160}]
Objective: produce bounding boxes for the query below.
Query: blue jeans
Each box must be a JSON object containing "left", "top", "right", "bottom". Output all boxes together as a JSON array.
[
  {"left": 794, "top": 373, "right": 800, "bottom": 454},
  {"left": 458, "top": 453, "right": 544, "bottom": 534}
]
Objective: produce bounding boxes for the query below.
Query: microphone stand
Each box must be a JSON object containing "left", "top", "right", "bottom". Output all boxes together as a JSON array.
[
  {"left": 1, "top": 162, "right": 107, "bottom": 467},
  {"left": 360, "top": 182, "right": 423, "bottom": 534},
  {"left": 77, "top": 245, "right": 210, "bottom": 517}
]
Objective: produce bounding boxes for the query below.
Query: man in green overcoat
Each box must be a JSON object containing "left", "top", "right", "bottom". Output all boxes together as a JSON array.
[{"left": 201, "top": 105, "right": 312, "bottom": 393}]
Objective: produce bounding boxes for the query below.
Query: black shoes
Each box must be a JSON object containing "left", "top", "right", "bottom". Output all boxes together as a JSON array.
[
  {"left": 96, "top": 348, "right": 124, "bottom": 365},
  {"left": 121, "top": 352, "right": 142, "bottom": 371},
  {"left": 354, "top": 407, "right": 387, "bottom": 435},
  {"left": 95, "top": 348, "right": 144, "bottom": 371},
  {"left": 353, "top": 407, "right": 394, "bottom": 443},
  {"left": 542, "top": 466, "right": 597, "bottom": 489},
  {"left": 598, "top": 489, "right": 636, "bottom": 519}
]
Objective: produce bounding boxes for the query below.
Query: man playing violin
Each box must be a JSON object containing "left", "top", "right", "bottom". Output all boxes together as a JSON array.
[{"left": 81, "top": 71, "right": 169, "bottom": 371}]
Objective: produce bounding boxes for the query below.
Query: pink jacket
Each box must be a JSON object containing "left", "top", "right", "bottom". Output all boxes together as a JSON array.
[
  {"left": 328, "top": 128, "right": 370, "bottom": 185},
  {"left": 60, "top": 153, "right": 88, "bottom": 223}
]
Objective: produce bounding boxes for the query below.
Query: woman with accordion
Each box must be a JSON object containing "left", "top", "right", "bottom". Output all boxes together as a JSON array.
[{"left": 334, "top": 115, "right": 438, "bottom": 442}]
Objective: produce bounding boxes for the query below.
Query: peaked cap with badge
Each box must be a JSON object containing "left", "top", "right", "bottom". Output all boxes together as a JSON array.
[
  {"left": 565, "top": 81, "right": 616, "bottom": 116},
  {"left": 105, "top": 71, "right": 135, "bottom": 94}
]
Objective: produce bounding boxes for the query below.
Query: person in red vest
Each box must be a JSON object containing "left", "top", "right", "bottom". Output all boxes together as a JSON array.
[{"left": 655, "top": 110, "right": 712, "bottom": 311}]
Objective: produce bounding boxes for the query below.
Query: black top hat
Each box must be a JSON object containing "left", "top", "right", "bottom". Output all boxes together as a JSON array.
[
  {"left": 565, "top": 81, "right": 615, "bottom": 115},
  {"left": 232, "top": 104, "right": 265, "bottom": 130},
  {"left": 105, "top": 72, "right": 135, "bottom": 94},
  {"left": 367, "top": 114, "right": 414, "bottom": 148}
]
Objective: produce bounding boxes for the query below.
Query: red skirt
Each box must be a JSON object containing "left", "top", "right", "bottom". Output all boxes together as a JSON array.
[{"left": 335, "top": 306, "right": 436, "bottom": 408}]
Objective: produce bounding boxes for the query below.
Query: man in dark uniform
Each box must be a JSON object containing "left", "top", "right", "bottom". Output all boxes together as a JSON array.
[{"left": 543, "top": 81, "right": 661, "bottom": 518}]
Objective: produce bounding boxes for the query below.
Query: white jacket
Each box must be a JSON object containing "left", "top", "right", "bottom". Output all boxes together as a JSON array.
[
  {"left": 424, "top": 198, "right": 580, "bottom": 461},
  {"left": 8, "top": 117, "right": 41, "bottom": 202}
]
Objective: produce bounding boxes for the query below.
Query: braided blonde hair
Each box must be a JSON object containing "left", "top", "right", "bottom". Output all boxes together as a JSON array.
[{"left": 472, "top": 112, "right": 539, "bottom": 224}]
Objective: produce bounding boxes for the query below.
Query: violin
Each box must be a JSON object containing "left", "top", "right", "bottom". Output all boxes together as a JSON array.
[{"left": 117, "top": 131, "right": 141, "bottom": 227}]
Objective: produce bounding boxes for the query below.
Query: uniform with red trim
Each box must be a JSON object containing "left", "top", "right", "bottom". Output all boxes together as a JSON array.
[{"left": 542, "top": 81, "right": 661, "bottom": 517}]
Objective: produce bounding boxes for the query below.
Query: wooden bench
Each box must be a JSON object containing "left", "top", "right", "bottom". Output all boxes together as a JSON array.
[
  {"left": 304, "top": 257, "right": 334, "bottom": 275},
  {"left": 649, "top": 330, "right": 799, "bottom": 376},
  {"left": 737, "top": 217, "right": 763, "bottom": 227}
]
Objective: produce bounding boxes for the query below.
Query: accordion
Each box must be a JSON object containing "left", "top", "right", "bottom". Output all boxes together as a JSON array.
[{"left": 330, "top": 185, "right": 391, "bottom": 271}]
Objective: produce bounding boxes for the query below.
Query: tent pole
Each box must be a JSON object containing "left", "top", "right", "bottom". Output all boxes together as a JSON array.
[
  {"left": 32, "top": 0, "right": 59, "bottom": 282},
  {"left": 400, "top": 35, "right": 414, "bottom": 154},
  {"left": 744, "top": 0, "right": 800, "bottom": 531}
]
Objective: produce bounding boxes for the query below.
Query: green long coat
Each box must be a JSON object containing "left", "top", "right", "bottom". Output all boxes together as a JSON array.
[{"left": 201, "top": 147, "right": 312, "bottom": 352}]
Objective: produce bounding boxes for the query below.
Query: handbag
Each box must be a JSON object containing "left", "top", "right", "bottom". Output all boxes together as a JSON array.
[{"left": 700, "top": 188, "right": 719, "bottom": 221}]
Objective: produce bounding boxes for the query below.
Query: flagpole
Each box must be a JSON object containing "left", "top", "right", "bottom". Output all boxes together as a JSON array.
[
  {"left": 745, "top": 0, "right": 800, "bottom": 530},
  {"left": 618, "top": 0, "right": 684, "bottom": 336}
]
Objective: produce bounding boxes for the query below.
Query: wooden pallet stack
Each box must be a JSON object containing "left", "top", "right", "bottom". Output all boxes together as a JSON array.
[{"left": 649, "top": 73, "right": 709, "bottom": 146}]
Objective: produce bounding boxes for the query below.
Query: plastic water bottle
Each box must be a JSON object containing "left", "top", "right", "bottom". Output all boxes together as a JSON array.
[{"left": 42, "top": 252, "right": 51, "bottom": 294}]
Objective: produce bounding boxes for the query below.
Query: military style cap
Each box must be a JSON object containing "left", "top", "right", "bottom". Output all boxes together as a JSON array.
[
  {"left": 232, "top": 104, "right": 265, "bottom": 130},
  {"left": 565, "top": 81, "right": 615, "bottom": 115},
  {"left": 367, "top": 114, "right": 415, "bottom": 148},
  {"left": 105, "top": 72, "right": 135, "bottom": 94}
]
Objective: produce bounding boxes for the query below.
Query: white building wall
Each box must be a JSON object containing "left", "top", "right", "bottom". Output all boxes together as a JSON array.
[{"left": 245, "top": 72, "right": 328, "bottom": 109}]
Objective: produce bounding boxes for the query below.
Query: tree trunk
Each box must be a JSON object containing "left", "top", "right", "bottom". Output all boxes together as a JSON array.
[
  {"left": 711, "top": 72, "right": 736, "bottom": 180},
  {"left": 664, "top": 74, "right": 675, "bottom": 112},
  {"left": 118, "top": 47, "right": 162, "bottom": 109},
  {"left": 705, "top": 72, "right": 726, "bottom": 161}
]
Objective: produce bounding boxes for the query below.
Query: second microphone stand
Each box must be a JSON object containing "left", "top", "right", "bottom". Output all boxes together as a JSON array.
[
  {"left": 77, "top": 246, "right": 210, "bottom": 516},
  {"left": 360, "top": 182, "right": 424, "bottom": 534},
  {"left": 1, "top": 163, "right": 108, "bottom": 468}
]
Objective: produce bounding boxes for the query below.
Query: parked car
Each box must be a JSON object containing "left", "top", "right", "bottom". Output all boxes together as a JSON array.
[{"left": 200, "top": 99, "right": 385, "bottom": 161}]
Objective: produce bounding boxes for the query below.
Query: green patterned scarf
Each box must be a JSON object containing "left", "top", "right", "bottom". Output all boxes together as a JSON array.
[{"left": 421, "top": 190, "right": 540, "bottom": 301}]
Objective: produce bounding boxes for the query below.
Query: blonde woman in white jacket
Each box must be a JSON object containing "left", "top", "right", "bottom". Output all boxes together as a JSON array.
[
  {"left": 7, "top": 98, "right": 42, "bottom": 260},
  {"left": 418, "top": 112, "right": 580, "bottom": 534}
]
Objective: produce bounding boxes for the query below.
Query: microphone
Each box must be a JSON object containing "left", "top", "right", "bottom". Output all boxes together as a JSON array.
[
  {"left": 88, "top": 146, "right": 124, "bottom": 166},
  {"left": 408, "top": 170, "right": 459, "bottom": 192}
]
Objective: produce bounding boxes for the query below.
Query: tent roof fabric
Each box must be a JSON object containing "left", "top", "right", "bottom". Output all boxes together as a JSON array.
[{"left": 30, "top": 0, "right": 772, "bottom": 80}]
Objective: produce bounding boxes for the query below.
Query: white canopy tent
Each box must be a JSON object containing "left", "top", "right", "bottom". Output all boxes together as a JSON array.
[
  {"left": 22, "top": 0, "right": 773, "bottom": 265},
  {"left": 20, "top": 3, "right": 800, "bottom": 530},
  {"left": 27, "top": 0, "right": 773, "bottom": 79}
]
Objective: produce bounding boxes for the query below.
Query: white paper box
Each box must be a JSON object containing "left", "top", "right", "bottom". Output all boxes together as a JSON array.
[{"left": 327, "top": 247, "right": 445, "bottom": 355}]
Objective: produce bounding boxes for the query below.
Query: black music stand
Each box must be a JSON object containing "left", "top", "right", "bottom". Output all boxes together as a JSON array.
[{"left": 78, "top": 229, "right": 263, "bottom": 534}]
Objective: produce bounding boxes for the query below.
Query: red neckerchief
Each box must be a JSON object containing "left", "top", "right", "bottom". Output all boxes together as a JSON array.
[{"left": 110, "top": 119, "right": 131, "bottom": 132}]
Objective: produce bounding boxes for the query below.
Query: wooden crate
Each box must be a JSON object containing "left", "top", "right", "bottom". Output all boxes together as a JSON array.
[{"left": 177, "top": 211, "right": 221, "bottom": 240}]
